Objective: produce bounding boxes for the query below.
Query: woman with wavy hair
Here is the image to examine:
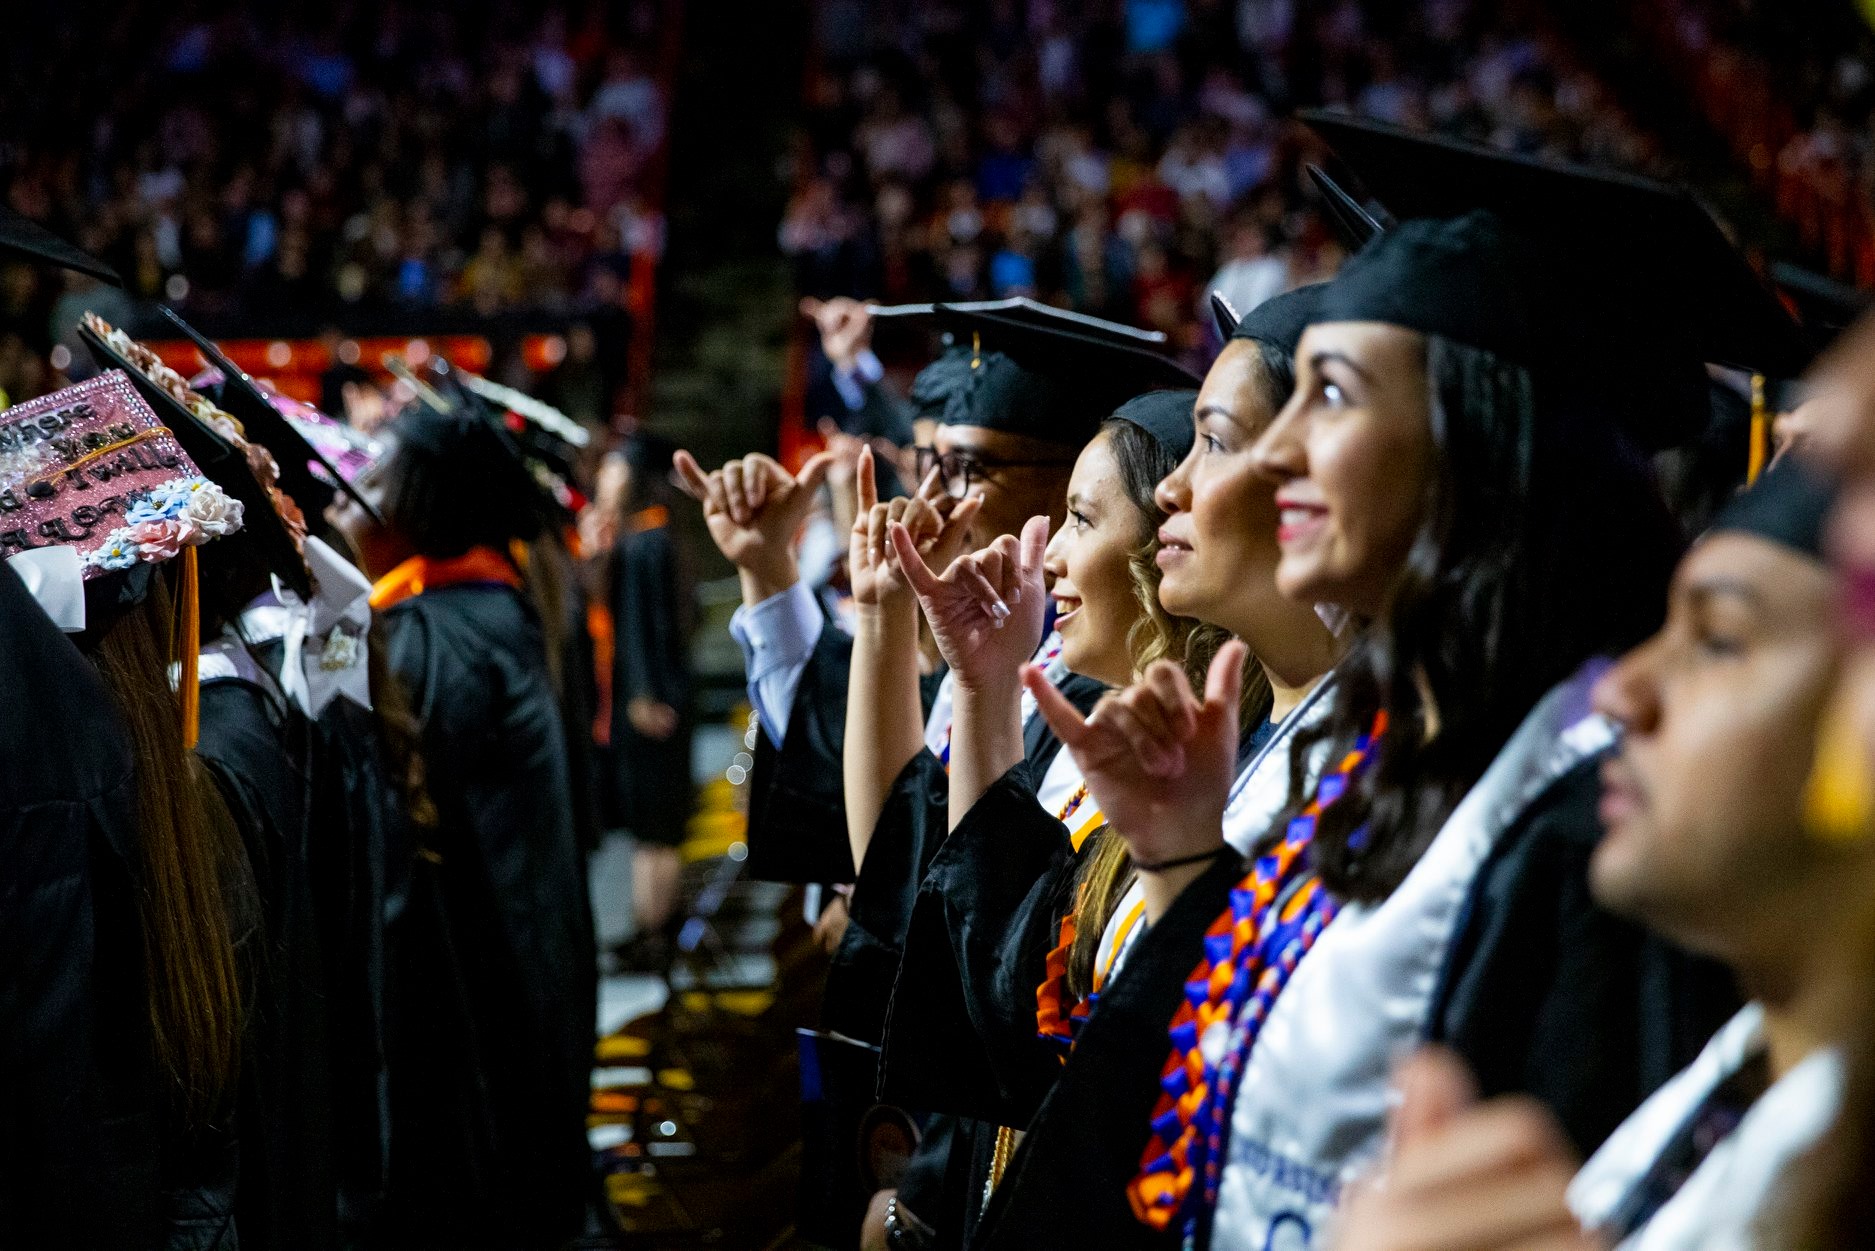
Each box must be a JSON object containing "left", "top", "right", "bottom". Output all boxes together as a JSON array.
[{"left": 1023, "top": 213, "right": 1738, "bottom": 1251}]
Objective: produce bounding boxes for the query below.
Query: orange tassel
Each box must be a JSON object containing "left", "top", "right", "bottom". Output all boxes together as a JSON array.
[
  {"left": 1747, "top": 373, "right": 1770, "bottom": 486},
  {"left": 178, "top": 546, "right": 200, "bottom": 749}
]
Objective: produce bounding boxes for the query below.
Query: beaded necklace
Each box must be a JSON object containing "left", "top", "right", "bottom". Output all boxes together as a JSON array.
[{"left": 1126, "top": 711, "right": 1387, "bottom": 1241}]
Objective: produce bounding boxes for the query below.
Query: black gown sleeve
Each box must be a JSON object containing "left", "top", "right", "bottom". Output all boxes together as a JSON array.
[
  {"left": 822, "top": 748, "right": 950, "bottom": 1043},
  {"left": 1428, "top": 759, "right": 1742, "bottom": 1157},
  {"left": 876, "top": 763, "right": 1078, "bottom": 1127},
  {"left": 976, "top": 854, "right": 1242, "bottom": 1251},
  {"left": 745, "top": 624, "right": 859, "bottom": 885}
]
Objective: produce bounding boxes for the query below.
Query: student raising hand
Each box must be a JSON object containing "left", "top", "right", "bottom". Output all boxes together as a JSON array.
[
  {"left": 1026, "top": 641, "right": 1247, "bottom": 921},
  {"left": 890, "top": 512, "right": 1050, "bottom": 696},
  {"left": 848, "top": 447, "right": 982, "bottom": 610},
  {"left": 673, "top": 447, "right": 834, "bottom": 603},
  {"left": 1332, "top": 1048, "right": 1602, "bottom": 1251}
]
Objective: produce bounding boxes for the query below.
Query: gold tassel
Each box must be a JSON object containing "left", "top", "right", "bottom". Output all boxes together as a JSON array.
[
  {"left": 1804, "top": 682, "right": 1874, "bottom": 843},
  {"left": 177, "top": 546, "right": 201, "bottom": 749},
  {"left": 971, "top": 331, "right": 982, "bottom": 369},
  {"left": 1747, "top": 373, "right": 1770, "bottom": 485}
]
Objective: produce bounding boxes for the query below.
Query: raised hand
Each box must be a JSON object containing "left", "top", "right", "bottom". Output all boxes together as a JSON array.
[
  {"left": 891, "top": 513, "right": 1049, "bottom": 695},
  {"left": 801, "top": 296, "right": 875, "bottom": 373},
  {"left": 848, "top": 446, "right": 982, "bottom": 609},
  {"left": 673, "top": 448, "right": 833, "bottom": 599},
  {"left": 1332, "top": 1048, "right": 1599, "bottom": 1251},
  {"left": 1026, "top": 642, "right": 1247, "bottom": 875}
]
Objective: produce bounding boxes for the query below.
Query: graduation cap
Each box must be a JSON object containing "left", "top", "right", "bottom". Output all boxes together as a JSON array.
[
  {"left": 870, "top": 296, "right": 1173, "bottom": 347},
  {"left": 925, "top": 302, "right": 1201, "bottom": 447},
  {"left": 1314, "top": 211, "right": 1715, "bottom": 448},
  {"left": 1298, "top": 110, "right": 1813, "bottom": 380},
  {"left": 1208, "top": 291, "right": 1242, "bottom": 343},
  {"left": 78, "top": 317, "right": 313, "bottom": 598},
  {"left": 1305, "top": 164, "right": 1384, "bottom": 251},
  {"left": 0, "top": 205, "right": 121, "bottom": 285},
  {"left": 1110, "top": 389, "right": 1198, "bottom": 461},
  {"left": 159, "top": 306, "right": 382, "bottom": 526},
  {"left": 1229, "top": 282, "right": 1326, "bottom": 354}
]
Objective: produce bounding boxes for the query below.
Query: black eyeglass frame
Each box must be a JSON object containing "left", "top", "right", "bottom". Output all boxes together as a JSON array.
[{"left": 912, "top": 445, "right": 1076, "bottom": 497}]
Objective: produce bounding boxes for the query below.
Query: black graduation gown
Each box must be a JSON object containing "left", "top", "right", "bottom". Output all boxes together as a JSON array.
[
  {"left": 973, "top": 854, "right": 1242, "bottom": 1251},
  {"left": 601, "top": 513, "right": 693, "bottom": 847},
  {"left": 876, "top": 764, "right": 1086, "bottom": 1128},
  {"left": 826, "top": 674, "right": 1106, "bottom": 1050},
  {"left": 0, "top": 564, "right": 165, "bottom": 1249},
  {"left": 1427, "top": 759, "right": 1741, "bottom": 1154},
  {"left": 816, "top": 680, "right": 1103, "bottom": 1251},
  {"left": 746, "top": 623, "right": 860, "bottom": 885},
  {"left": 308, "top": 698, "right": 396, "bottom": 1237},
  {"left": 379, "top": 583, "right": 593, "bottom": 1250},
  {"left": 972, "top": 757, "right": 1739, "bottom": 1251},
  {"left": 194, "top": 677, "right": 339, "bottom": 1251}
]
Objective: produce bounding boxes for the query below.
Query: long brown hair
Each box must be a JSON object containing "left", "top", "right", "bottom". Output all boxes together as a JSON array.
[
  {"left": 1064, "top": 418, "right": 1276, "bottom": 997},
  {"left": 90, "top": 574, "right": 246, "bottom": 1124}
]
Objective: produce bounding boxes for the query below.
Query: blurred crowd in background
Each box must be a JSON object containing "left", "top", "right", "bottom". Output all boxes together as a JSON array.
[
  {"left": 781, "top": 0, "right": 1875, "bottom": 376},
  {"left": 0, "top": 0, "right": 671, "bottom": 409}
]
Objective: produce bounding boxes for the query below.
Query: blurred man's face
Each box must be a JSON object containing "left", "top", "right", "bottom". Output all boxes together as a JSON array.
[{"left": 1590, "top": 534, "right": 1841, "bottom": 962}]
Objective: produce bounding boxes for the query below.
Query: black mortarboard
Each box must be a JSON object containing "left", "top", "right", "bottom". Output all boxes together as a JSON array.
[
  {"left": 0, "top": 205, "right": 121, "bottom": 285},
  {"left": 1110, "top": 389, "right": 1197, "bottom": 461},
  {"left": 1709, "top": 456, "right": 1837, "bottom": 562},
  {"left": 1315, "top": 212, "right": 1711, "bottom": 448},
  {"left": 1767, "top": 262, "right": 1874, "bottom": 411},
  {"left": 871, "top": 296, "right": 1173, "bottom": 348},
  {"left": 1298, "top": 110, "right": 1813, "bottom": 379},
  {"left": 78, "top": 319, "right": 313, "bottom": 598},
  {"left": 1305, "top": 164, "right": 1384, "bottom": 251},
  {"left": 159, "top": 306, "right": 381, "bottom": 525},
  {"left": 1209, "top": 291, "right": 1242, "bottom": 343},
  {"left": 1314, "top": 213, "right": 1547, "bottom": 362},
  {"left": 922, "top": 302, "right": 1202, "bottom": 447},
  {"left": 909, "top": 344, "right": 977, "bottom": 423},
  {"left": 1230, "top": 282, "right": 1326, "bottom": 355}
]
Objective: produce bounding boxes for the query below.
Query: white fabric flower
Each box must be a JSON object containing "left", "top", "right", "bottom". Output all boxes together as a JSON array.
[{"left": 175, "top": 481, "right": 244, "bottom": 544}]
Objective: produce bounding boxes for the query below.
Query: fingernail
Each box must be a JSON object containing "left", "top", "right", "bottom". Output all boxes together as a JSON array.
[
  {"left": 1007, "top": 587, "right": 1021, "bottom": 605},
  {"left": 990, "top": 601, "right": 1010, "bottom": 625}
]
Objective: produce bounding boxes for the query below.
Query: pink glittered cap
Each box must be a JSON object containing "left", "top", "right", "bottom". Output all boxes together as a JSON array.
[{"left": 0, "top": 370, "right": 217, "bottom": 578}]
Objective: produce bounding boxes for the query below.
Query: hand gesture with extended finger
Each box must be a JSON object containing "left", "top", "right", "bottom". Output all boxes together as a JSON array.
[
  {"left": 891, "top": 512, "right": 1049, "bottom": 695},
  {"left": 1026, "top": 642, "right": 1247, "bottom": 869},
  {"left": 672, "top": 448, "right": 833, "bottom": 589},
  {"left": 1331, "top": 1048, "right": 1602, "bottom": 1251},
  {"left": 849, "top": 445, "right": 982, "bottom": 610}
]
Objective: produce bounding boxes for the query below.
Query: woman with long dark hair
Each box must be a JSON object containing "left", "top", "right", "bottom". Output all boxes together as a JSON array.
[
  {"left": 1, "top": 373, "right": 255, "bottom": 1249},
  {"left": 1026, "top": 213, "right": 1737, "bottom": 1251},
  {"left": 330, "top": 402, "right": 593, "bottom": 1250}
]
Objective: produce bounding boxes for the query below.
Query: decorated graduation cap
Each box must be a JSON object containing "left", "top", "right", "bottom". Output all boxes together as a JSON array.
[
  {"left": 0, "top": 204, "right": 121, "bottom": 285},
  {"left": 1298, "top": 110, "right": 1813, "bottom": 380},
  {"left": 1109, "top": 389, "right": 1198, "bottom": 461},
  {"left": 79, "top": 313, "right": 313, "bottom": 599},
  {"left": 872, "top": 299, "right": 1201, "bottom": 448},
  {"left": 0, "top": 370, "right": 247, "bottom": 742},
  {"left": 159, "top": 305, "right": 382, "bottom": 525}
]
